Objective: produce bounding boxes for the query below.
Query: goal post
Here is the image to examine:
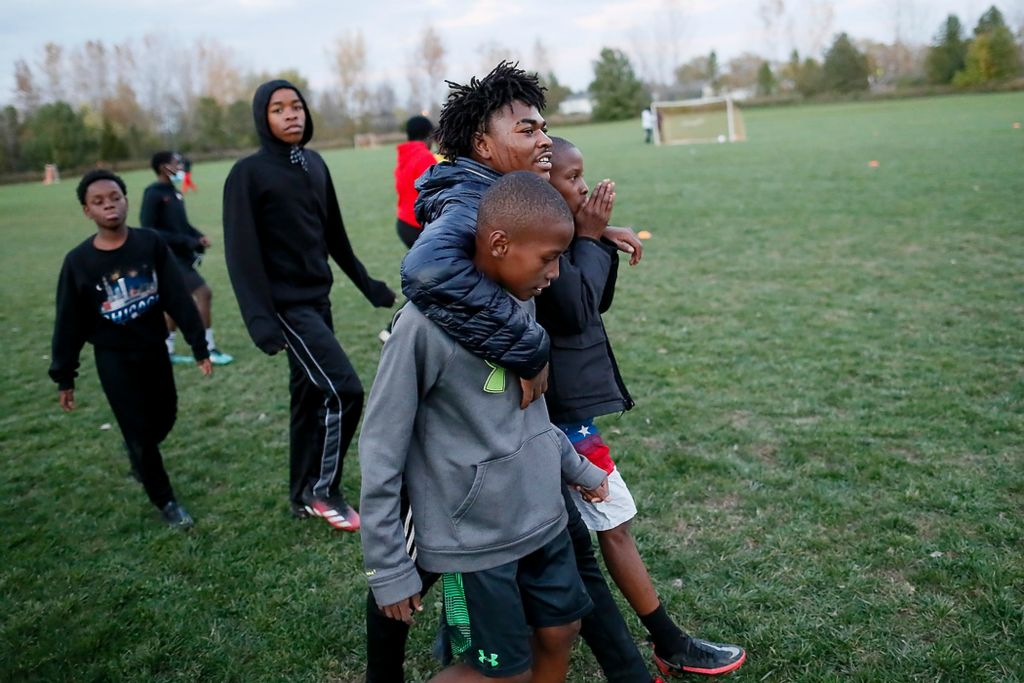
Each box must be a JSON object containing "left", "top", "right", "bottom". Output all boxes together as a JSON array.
[{"left": 651, "top": 97, "right": 746, "bottom": 146}]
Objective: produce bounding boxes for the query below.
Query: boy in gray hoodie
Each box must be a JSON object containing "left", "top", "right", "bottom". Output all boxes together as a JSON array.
[{"left": 360, "top": 171, "right": 609, "bottom": 682}]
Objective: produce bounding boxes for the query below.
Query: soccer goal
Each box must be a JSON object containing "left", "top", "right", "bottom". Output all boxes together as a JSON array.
[{"left": 651, "top": 97, "right": 746, "bottom": 146}]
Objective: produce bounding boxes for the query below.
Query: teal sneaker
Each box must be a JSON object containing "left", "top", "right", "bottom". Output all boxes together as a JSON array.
[
  {"left": 170, "top": 354, "right": 194, "bottom": 365},
  {"left": 209, "top": 348, "right": 234, "bottom": 365}
]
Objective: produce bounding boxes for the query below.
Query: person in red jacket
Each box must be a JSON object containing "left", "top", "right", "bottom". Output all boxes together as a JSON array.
[{"left": 394, "top": 115, "right": 437, "bottom": 249}]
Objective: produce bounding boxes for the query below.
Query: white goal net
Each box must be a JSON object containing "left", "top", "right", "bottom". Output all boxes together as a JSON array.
[{"left": 652, "top": 97, "right": 746, "bottom": 146}]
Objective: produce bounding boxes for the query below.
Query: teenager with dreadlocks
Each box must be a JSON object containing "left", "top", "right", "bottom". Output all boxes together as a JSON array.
[{"left": 364, "top": 62, "right": 657, "bottom": 683}]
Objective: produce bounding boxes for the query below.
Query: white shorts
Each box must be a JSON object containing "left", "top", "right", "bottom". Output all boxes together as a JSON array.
[{"left": 568, "top": 467, "right": 637, "bottom": 532}]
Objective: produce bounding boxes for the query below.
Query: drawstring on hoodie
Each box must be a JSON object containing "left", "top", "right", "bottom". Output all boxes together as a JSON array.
[{"left": 289, "top": 146, "right": 308, "bottom": 173}]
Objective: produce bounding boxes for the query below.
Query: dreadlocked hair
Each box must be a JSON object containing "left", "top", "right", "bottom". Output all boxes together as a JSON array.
[{"left": 435, "top": 61, "right": 547, "bottom": 161}]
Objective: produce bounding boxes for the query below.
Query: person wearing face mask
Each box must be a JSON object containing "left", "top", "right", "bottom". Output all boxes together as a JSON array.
[{"left": 140, "top": 151, "right": 233, "bottom": 365}]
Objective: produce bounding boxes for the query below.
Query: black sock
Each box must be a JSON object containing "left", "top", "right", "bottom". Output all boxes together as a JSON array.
[{"left": 639, "top": 602, "right": 688, "bottom": 654}]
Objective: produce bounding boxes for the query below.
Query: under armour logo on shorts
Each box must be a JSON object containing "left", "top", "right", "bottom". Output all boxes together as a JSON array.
[{"left": 478, "top": 650, "right": 499, "bottom": 667}]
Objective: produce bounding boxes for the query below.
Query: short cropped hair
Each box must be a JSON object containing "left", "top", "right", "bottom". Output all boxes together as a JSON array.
[
  {"left": 76, "top": 169, "right": 127, "bottom": 205},
  {"left": 549, "top": 136, "right": 577, "bottom": 160},
  {"left": 477, "top": 171, "right": 572, "bottom": 238},
  {"left": 435, "top": 61, "right": 546, "bottom": 161},
  {"left": 405, "top": 115, "right": 434, "bottom": 141},
  {"left": 150, "top": 150, "right": 176, "bottom": 173}
]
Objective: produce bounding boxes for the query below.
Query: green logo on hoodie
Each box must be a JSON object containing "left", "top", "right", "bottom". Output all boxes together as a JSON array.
[{"left": 483, "top": 361, "right": 506, "bottom": 393}]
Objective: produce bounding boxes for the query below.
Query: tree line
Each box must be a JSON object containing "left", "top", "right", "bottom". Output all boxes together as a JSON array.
[{"left": 3, "top": 5, "right": 1021, "bottom": 175}]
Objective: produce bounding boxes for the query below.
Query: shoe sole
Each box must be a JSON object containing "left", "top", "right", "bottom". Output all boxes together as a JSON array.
[
  {"left": 304, "top": 504, "right": 360, "bottom": 532},
  {"left": 653, "top": 650, "right": 746, "bottom": 677}
]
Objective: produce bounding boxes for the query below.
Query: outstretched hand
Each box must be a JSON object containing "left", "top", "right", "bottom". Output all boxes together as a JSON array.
[
  {"left": 381, "top": 593, "right": 423, "bottom": 624},
  {"left": 197, "top": 358, "right": 213, "bottom": 377},
  {"left": 574, "top": 180, "right": 616, "bottom": 240},
  {"left": 603, "top": 226, "right": 644, "bottom": 266}
]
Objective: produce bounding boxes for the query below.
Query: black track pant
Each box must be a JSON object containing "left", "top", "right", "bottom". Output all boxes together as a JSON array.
[
  {"left": 364, "top": 485, "right": 651, "bottom": 682},
  {"left": 278, "top": 302, "right": 364, "bottom": 504},
  {"left": 94, "top": 347, "right": 177, "bottom": 509}
]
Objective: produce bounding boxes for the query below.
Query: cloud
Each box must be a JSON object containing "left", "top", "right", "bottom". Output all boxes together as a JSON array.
[{"left": 436, "top": 0, "right": 524, "bottom": 29}]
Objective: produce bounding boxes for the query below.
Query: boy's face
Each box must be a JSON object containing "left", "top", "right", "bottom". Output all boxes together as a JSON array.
[
  {"left": 473, "top": 100, "right": 553, "bottom": 178},
  {"left": 549, "top": 145, "right": 588, "bottom": 215},
  {"left": 267, "top": 88, "right": 306, "bottom": 145},
  {"left": 82, "top": 179, "right": 128, "bottom": 230},
  {"left": 486, "top": 222, "right": 572, "bottom": 301}
]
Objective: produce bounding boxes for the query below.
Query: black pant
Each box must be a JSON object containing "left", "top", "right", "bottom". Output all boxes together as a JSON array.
[
  {"left": 277, "top": 303, "right": 364, "bottom": 504},
  {"left": 364, "top": 485, "right": 650, "bottom": 682},
  {"left": 94, "top": 347, "right": 177, "bottom": 509},
  {"left": 396, "top": 218, "right": 422, "bottom": 250}
]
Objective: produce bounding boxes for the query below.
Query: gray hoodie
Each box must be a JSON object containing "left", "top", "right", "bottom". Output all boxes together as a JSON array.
[{"left": 359, "top": 300, "right": 607, "bottom": 607}]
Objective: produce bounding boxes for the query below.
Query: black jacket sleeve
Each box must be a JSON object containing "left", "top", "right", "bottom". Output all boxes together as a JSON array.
[
  {"left": 323, "top": 167, "right": 394, "bottom": 308},
  {"left": 222, "top": 165, "right": 287, "bottom": 354},
  {"left": 536, "top": 237, "right": 619, "bottom": 337},
  {"left": 140, "top": 186, "right": 202, "bottom": 258},
  {"left": 155, "top": 238, "right": 209, "bottom": 361},
  {"left": 400, "top": 202, "right": 549, "bottom": 378},
  {"left": 49, "top": 255, "right": 87, "bottom": 390}
]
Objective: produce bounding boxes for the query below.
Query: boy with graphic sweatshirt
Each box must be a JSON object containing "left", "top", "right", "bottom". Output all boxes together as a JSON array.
[
  {"left": 360, "top": 172, "right": 609, "bottom": 682},
  {"left": 50, "top": 169, "right": 212, "bottom": 529},
  {"left": 223, "top": 80, "right": 395, "bottom": 530}
]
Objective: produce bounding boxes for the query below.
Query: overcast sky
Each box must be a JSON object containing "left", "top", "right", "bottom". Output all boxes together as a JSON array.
[{"left": 3, "top": 0, "right": 1020, "bottom": 104}]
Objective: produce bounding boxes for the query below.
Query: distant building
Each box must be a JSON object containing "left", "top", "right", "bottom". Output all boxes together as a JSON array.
[{"left": 558, "top": 93, "right": 594, "bottom": 116}]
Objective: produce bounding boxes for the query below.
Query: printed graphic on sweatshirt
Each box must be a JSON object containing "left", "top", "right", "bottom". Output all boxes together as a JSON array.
[
  {"left": 483, "top": 361, "right": 506, "bottom": 393},
  {"left": 96, "top": 265, "right": 159, "bottom": 324}
]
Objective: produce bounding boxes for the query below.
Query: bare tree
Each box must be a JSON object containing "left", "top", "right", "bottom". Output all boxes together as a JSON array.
[
  {"left": 407, "top": 26, "right": 447, "bottom": 117},
  {"left": 626, "top": 0, "right": 688, "bottom": 87},
  {"left": 330, "top": 30, "right": 369, "bottom": 119},
  {"left": 477, "top": 41, "right": 519, "bottom": 75},
  {"left": 195, "top": 37, "right": 245, "bottom": 104},
  {"left": 804, "top": 0, "right": 836, "bottom": 57},
  {"left": 759, "top": 0, "right": 788, "bottom": 61},
  {"left": 13, "top": 59, "right": 40, "bottom": 112},
  {"left": 38, "top": 43, "right": 65, "bottom": 103}
]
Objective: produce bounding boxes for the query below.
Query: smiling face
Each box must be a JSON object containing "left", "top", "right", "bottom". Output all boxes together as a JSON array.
[
  {"left": 472, "top": 100, "right": 553, "bottom": 178},
  {"left": 82, "top": 179, "right": 128, "bottom": 230},
  {"left": 549, "top": 144, "right": 588, "bottom": 215},
  {"left": 266, "top": 88, "right": 306, "bottom": 145}
]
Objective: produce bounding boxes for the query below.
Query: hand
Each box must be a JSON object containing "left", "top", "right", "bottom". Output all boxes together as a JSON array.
[
  {"left": 198, "top": 236, "right": 212, "bottom": 248},
  {"left": 578, "top": 477, "right": 609, "bottom": 503},
  {"left": 197, "top": 358, "right": 213, "bottom": 376},
  {"left": 603, "top": 226, "right": 643, "bottom": 266},
  {"left": 380, "top": 594, "right": 423, "bottom": 624},
  {"left": 59, "top": 389, "right": 75, "bottom": 412},
  {"left": 574, "top": 180, "right": 615, "bottom": 240},
  {"left": 371, "top": 282, "right": 397, "bottom": 308},
  {"left": 518, "top": 362, "right": 549, "bottom": 409}
]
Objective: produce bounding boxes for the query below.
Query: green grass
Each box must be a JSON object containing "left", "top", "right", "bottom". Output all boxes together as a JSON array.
[{"left": 2, "top": 92, "right": 1022, "bottom": 682}]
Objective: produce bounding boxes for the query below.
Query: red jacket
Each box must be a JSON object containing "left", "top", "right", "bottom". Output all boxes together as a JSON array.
[{"left": 395, "top": 141, "right": 437, "bottom": 228}]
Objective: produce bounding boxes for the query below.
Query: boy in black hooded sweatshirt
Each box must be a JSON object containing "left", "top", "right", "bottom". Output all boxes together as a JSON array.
[{"left": 223, "top": 80, "right": 396, "bottom": 531}]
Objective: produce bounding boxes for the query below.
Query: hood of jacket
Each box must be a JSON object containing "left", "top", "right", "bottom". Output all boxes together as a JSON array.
[
  {"left": 251, "top": 79, "right": 314, "bottom": 154},
  {"left": 413, "top": 157, "right": 501, "bottom": 228}
]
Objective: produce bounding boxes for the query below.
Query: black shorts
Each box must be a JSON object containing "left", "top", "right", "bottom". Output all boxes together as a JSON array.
[
  {"left": 182, "top": 267, "right": 206, "bottom": 293},
  {"left": 440, "top": 529, "right": 591, "bottom": 677}
]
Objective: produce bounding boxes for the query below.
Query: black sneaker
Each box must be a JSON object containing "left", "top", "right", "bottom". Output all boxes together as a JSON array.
[
  {"left": 161, "top": 501, "right": 195, "bottom": 530},
  {"left": 290, "top": 501, "right": 311, "bottom": 519},
  {"left": 653, "top": 637, "right": 746, "bottom": 677}
]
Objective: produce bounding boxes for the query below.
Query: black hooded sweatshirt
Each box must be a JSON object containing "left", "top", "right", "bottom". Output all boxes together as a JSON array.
[{"left": 223, "top": 79, "right": 393, "bottom": 354}]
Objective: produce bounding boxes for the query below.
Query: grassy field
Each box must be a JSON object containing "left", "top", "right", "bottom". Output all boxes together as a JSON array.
[{"left": 1, "top": 92, "right": 1022, "bottom": 682}]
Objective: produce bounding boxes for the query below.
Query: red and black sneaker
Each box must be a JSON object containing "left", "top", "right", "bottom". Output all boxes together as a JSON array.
[
  {"left": 302, "top": 492, "right": 361, "bottom": 532},
  {"left": 653, "top": 637, "right": 746, "bottom": 677}
]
